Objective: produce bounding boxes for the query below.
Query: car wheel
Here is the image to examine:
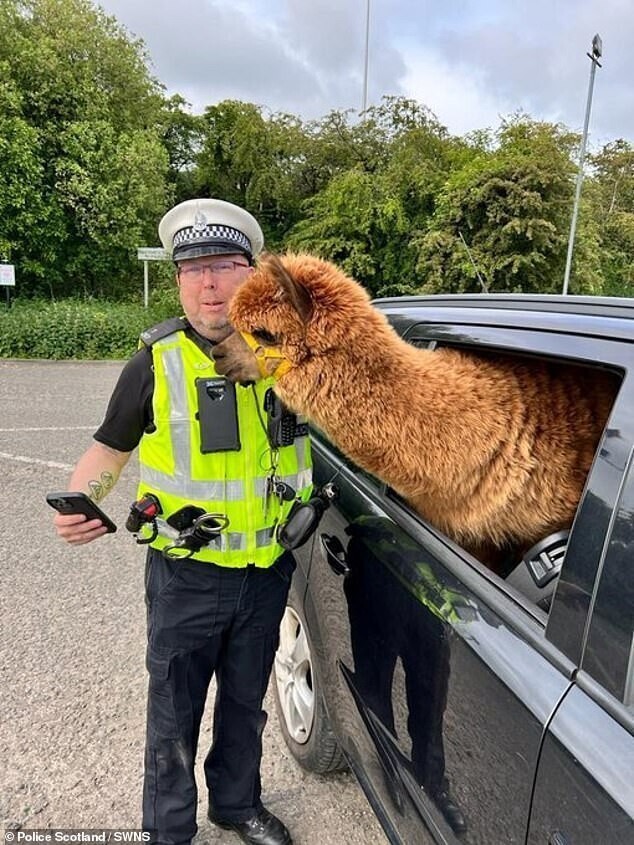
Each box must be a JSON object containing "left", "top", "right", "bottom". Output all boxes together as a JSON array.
[{"left": 273, "top": 591, "right": 346, "bottom": 773}]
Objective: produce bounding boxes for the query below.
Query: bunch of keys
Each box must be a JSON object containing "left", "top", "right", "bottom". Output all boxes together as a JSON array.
[{"left": 264, "top": 474, "right": 295, "bottom": 517}]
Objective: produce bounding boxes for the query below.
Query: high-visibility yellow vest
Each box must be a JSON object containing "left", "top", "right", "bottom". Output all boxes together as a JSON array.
[{"left": 137, "top": 327, "right": 313, "bottom": 567}]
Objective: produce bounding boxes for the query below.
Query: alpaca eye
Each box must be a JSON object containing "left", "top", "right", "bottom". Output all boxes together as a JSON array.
[{"left": 252, "top": 329, "right": 278, "bottom": 346}]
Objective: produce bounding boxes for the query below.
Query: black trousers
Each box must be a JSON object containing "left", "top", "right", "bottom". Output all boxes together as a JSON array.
[{"left": 142, "top": 547, "right": 295, "bottom": 845}]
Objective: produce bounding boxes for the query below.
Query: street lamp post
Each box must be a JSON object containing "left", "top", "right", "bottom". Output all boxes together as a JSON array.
[
  {"left": 562, "top": 34, "right": 603, "bottom": 295},
  {"left": 362, "top": 0, "right": 370, "bottom": 112}
]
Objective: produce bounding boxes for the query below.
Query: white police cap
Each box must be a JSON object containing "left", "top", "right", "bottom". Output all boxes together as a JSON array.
[{"left": 158, "top": 198, "right": 264, "bottom": 263}]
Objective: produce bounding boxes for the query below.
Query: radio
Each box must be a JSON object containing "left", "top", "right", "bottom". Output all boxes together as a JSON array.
[{"left": 264, "top": 388, "right": 298, "bottom": 447}]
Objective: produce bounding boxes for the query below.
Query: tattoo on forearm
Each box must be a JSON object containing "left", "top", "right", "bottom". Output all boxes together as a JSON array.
[{"left": 88, "top": 472, "right": 115, "bottom": 502}]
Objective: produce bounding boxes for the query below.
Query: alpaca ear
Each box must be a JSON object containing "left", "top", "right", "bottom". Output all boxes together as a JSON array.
[{"left": 260, "top": 252, "right": 313, "bottom": 324}]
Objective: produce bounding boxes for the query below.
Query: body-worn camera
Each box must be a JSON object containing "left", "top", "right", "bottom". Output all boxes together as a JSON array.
[
  {"left": 126, "top": 493, "right": 161, "bottom": 539},
  {"left": 196, "top": 377, "right": 240, "bottom": 453}
]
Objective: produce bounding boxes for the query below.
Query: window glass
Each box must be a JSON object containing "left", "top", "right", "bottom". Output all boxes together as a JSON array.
[{"left": 583, "top": 450, "right": 634, "bottom": 708}]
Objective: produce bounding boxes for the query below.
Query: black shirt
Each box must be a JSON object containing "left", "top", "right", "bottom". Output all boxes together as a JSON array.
[{"left": 94, "top": 347, "right": 155, "bottom": 451}]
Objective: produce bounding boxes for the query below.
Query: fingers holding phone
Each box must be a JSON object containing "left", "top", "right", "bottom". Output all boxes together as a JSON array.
[
  {"left": 53, "top": 511, "right": 111, "bottom": 545},
  {"left": 47, "top": 492, "right": 117, "bottom": 545}
]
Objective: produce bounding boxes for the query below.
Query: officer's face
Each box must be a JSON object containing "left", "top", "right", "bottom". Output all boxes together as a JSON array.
[{"left": 176, "top": 255, "right": 253, "bottom": 340}]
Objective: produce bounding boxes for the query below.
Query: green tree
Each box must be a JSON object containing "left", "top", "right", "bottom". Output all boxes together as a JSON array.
[
  {"left": 288, "top": 168, "right": 412, "bottom": 295},
  {"left": 157, "top": 94, "right": 202, "bottom": 204},
  {"left": 0, "top": 0, "right": 170, "bottom": 298},
  {"left": 194, "top": 100, "right": 311, "bottom": 249},
  {"left": 416, "top": 118, "right": 603, "bottom": 294},
  {"left": 286, "top": 97, "right": 462, "bottom": 296},
  {"left": 588, "top": 140, "right": 634, "bottom": 296},
  {"left": 0, "top": 73, "right": 48, "bottom": 272}
]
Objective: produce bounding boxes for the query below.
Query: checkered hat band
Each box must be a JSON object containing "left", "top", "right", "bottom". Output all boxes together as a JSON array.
[{"left": 173, "top": 224, "right": 251, "bottom": 253}]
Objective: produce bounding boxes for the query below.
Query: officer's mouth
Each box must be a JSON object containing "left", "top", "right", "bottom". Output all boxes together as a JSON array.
[{"left": 201, "top": 301, "right": 225, "bottom": 312}]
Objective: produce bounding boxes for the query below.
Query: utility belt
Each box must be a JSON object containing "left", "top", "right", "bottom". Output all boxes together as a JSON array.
[
  {"left": 126, "top": 486, "right": 337, "bottom": 559},
  {"left": 126, "top": 496, "right": 227, "bottom": 558}
]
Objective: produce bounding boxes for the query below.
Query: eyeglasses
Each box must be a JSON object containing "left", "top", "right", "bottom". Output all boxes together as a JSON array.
[{"left": 177, "top": 260, "right": 250, "bottom": 282}]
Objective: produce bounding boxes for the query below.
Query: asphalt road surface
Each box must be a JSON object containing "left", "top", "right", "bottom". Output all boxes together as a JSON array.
[{"left": 0, "top": 359, "right": 385, "bottom": 845}]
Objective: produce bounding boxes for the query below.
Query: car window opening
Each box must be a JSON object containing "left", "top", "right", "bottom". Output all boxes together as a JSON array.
[{"left": 404, "top": 342, "right": 624, "bottom": 614}]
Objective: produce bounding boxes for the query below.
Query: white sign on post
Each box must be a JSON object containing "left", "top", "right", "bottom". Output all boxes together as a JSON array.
[
  {"left": 137, "top": 247, "right": 169, "bottom": 307},
  {"left": 0, "top": 264, "right": 16, "bottom": 286},
  {"left": 137, "top": 248, "right": 169, "bottom": 261}
]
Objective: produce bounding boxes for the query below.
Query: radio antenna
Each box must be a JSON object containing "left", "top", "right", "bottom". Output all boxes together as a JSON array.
[{"left": 458, "top": 231, "right": 489, "bottom": 293}]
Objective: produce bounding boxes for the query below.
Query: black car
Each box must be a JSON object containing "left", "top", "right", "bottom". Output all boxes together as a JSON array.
[{"left": 271, "top": 294, "right": 634, "bottom": 845}]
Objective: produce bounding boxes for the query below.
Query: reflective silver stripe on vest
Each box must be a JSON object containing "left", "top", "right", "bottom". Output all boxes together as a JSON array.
[
  {"left": 228, "top": 532, "right": 247, "bottom": 551},
  {"left": 296, "top": 467, "right": 312, "bottom": 489},
  {"left": 256, "top": 527, "right": 276, "bottom": 546},
  {"left": 162, "top": 345, "right": 190, "bottom": 479},
  {"left": 140, "top": 464, "right": 245, "bottom": 501},
  {"left": 295, "top": 434, "right": 309, "bottom": 474}
]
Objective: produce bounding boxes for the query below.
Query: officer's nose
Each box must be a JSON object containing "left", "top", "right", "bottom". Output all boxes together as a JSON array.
[{"left": 200, "top": 268, "right": 216, "bottom": 288}]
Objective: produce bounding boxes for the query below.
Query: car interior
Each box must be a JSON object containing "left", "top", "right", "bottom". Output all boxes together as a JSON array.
[{"left": 394, "top": 336, "right": 624, "bottom": 615}]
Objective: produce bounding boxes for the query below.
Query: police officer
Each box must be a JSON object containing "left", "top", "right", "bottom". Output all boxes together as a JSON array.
[{"left": 53, "top": 199, "right": 313, "bottom": 845}]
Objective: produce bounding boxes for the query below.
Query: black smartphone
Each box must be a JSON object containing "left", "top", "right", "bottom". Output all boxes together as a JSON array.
[
  {"left": 195, "top": 377, "right": 241, "bottom": 453},
  {"left": 46, "top": 491, "right": 117, "bottom": 533}
]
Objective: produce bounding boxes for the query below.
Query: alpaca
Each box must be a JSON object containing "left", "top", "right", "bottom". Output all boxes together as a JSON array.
[{"left": 212, "top": 252, "right": 619, "bottom": 569}]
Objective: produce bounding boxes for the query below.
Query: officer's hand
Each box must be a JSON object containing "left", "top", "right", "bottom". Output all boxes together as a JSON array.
[{"left": 54, "top": 512, "right": 109, "bottom": 545}]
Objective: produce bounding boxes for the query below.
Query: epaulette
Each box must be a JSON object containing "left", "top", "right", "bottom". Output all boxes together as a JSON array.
[{"left": 139, "top": 317, "right": 189, "bottom": 348}]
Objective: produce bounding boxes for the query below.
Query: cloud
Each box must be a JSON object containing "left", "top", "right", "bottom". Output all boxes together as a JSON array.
[
  {"left": 99, "top": 0, "right": 405, "bottom": 118},
  {"left": 407, "top": 0, "right": 634, "bottom": 142},
  {"left": 399, "top": 50, "right": 511, "bottom": 135},
  {"left": 100, "top": 0, "right": 319, "bottom": 113},
  {"left": 97, "top": 0, "right": 634, "bottom": 141}
]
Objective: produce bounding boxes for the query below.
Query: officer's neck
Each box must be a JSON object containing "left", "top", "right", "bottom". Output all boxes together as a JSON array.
[{"left": 183, "top": 323, "right": 222, "bottom": 358}]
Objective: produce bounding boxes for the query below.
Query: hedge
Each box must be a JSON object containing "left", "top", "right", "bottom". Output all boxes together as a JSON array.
[{"left": 0, "top": 293, "right": 180, "bottom": 359}]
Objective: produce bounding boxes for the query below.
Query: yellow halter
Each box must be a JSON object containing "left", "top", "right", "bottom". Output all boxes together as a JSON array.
[{"left": 240, "top": 331, "right": 293, "bottom": 381}]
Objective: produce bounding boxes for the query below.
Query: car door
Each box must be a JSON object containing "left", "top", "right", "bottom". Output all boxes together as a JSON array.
[
  {"left": 303, "top": 319, "right": 632, "bottom": 845},
  {"left": 527, "top": 403, "right": 634, "bottom": 844}
]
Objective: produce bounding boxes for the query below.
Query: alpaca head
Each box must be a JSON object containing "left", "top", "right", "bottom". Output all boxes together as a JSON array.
[{"left": 213, "top": 251, "right": 376, "bottom": 382}]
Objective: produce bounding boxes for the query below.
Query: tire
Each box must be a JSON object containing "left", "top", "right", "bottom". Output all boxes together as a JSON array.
[{"left": 273, "top": 590, "right": 346, "bottom": 774}]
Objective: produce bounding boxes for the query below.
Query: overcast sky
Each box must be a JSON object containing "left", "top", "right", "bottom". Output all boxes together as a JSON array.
[{"left": 97, "top": 0, "right": 633, "bottom": 146}]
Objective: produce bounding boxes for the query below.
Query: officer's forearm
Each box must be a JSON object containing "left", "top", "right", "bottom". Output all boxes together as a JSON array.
[{"left": 68, "top": 441, "right": 132, "bottom": 502}]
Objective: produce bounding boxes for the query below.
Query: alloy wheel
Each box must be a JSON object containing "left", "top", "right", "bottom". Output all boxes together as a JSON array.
[{"left": 274, "top": 605, "right": 315, "bottom": 744}]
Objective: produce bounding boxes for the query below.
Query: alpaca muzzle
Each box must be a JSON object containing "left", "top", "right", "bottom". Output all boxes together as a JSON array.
[{"left": 240, "top": 331, "right": 293, "bottom": 380}]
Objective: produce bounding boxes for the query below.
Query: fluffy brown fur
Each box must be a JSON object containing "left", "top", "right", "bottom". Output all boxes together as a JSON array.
[{"left": 214, "top": 252, "right": 618, "bottom": 568}]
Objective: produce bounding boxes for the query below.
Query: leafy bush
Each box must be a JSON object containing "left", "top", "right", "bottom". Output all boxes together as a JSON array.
[{"left": 0, "top": 293, "right": 180, "bottom": 359}]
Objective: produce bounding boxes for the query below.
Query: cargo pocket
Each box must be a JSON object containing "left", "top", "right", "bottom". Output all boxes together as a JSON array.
[{"left": 146, "top": 648, "right": 180, "bottom": 740}]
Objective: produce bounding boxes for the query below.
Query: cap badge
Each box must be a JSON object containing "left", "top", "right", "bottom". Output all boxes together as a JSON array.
[{"left": 193, "top": 210, "right": 207, "bottom": 232}]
